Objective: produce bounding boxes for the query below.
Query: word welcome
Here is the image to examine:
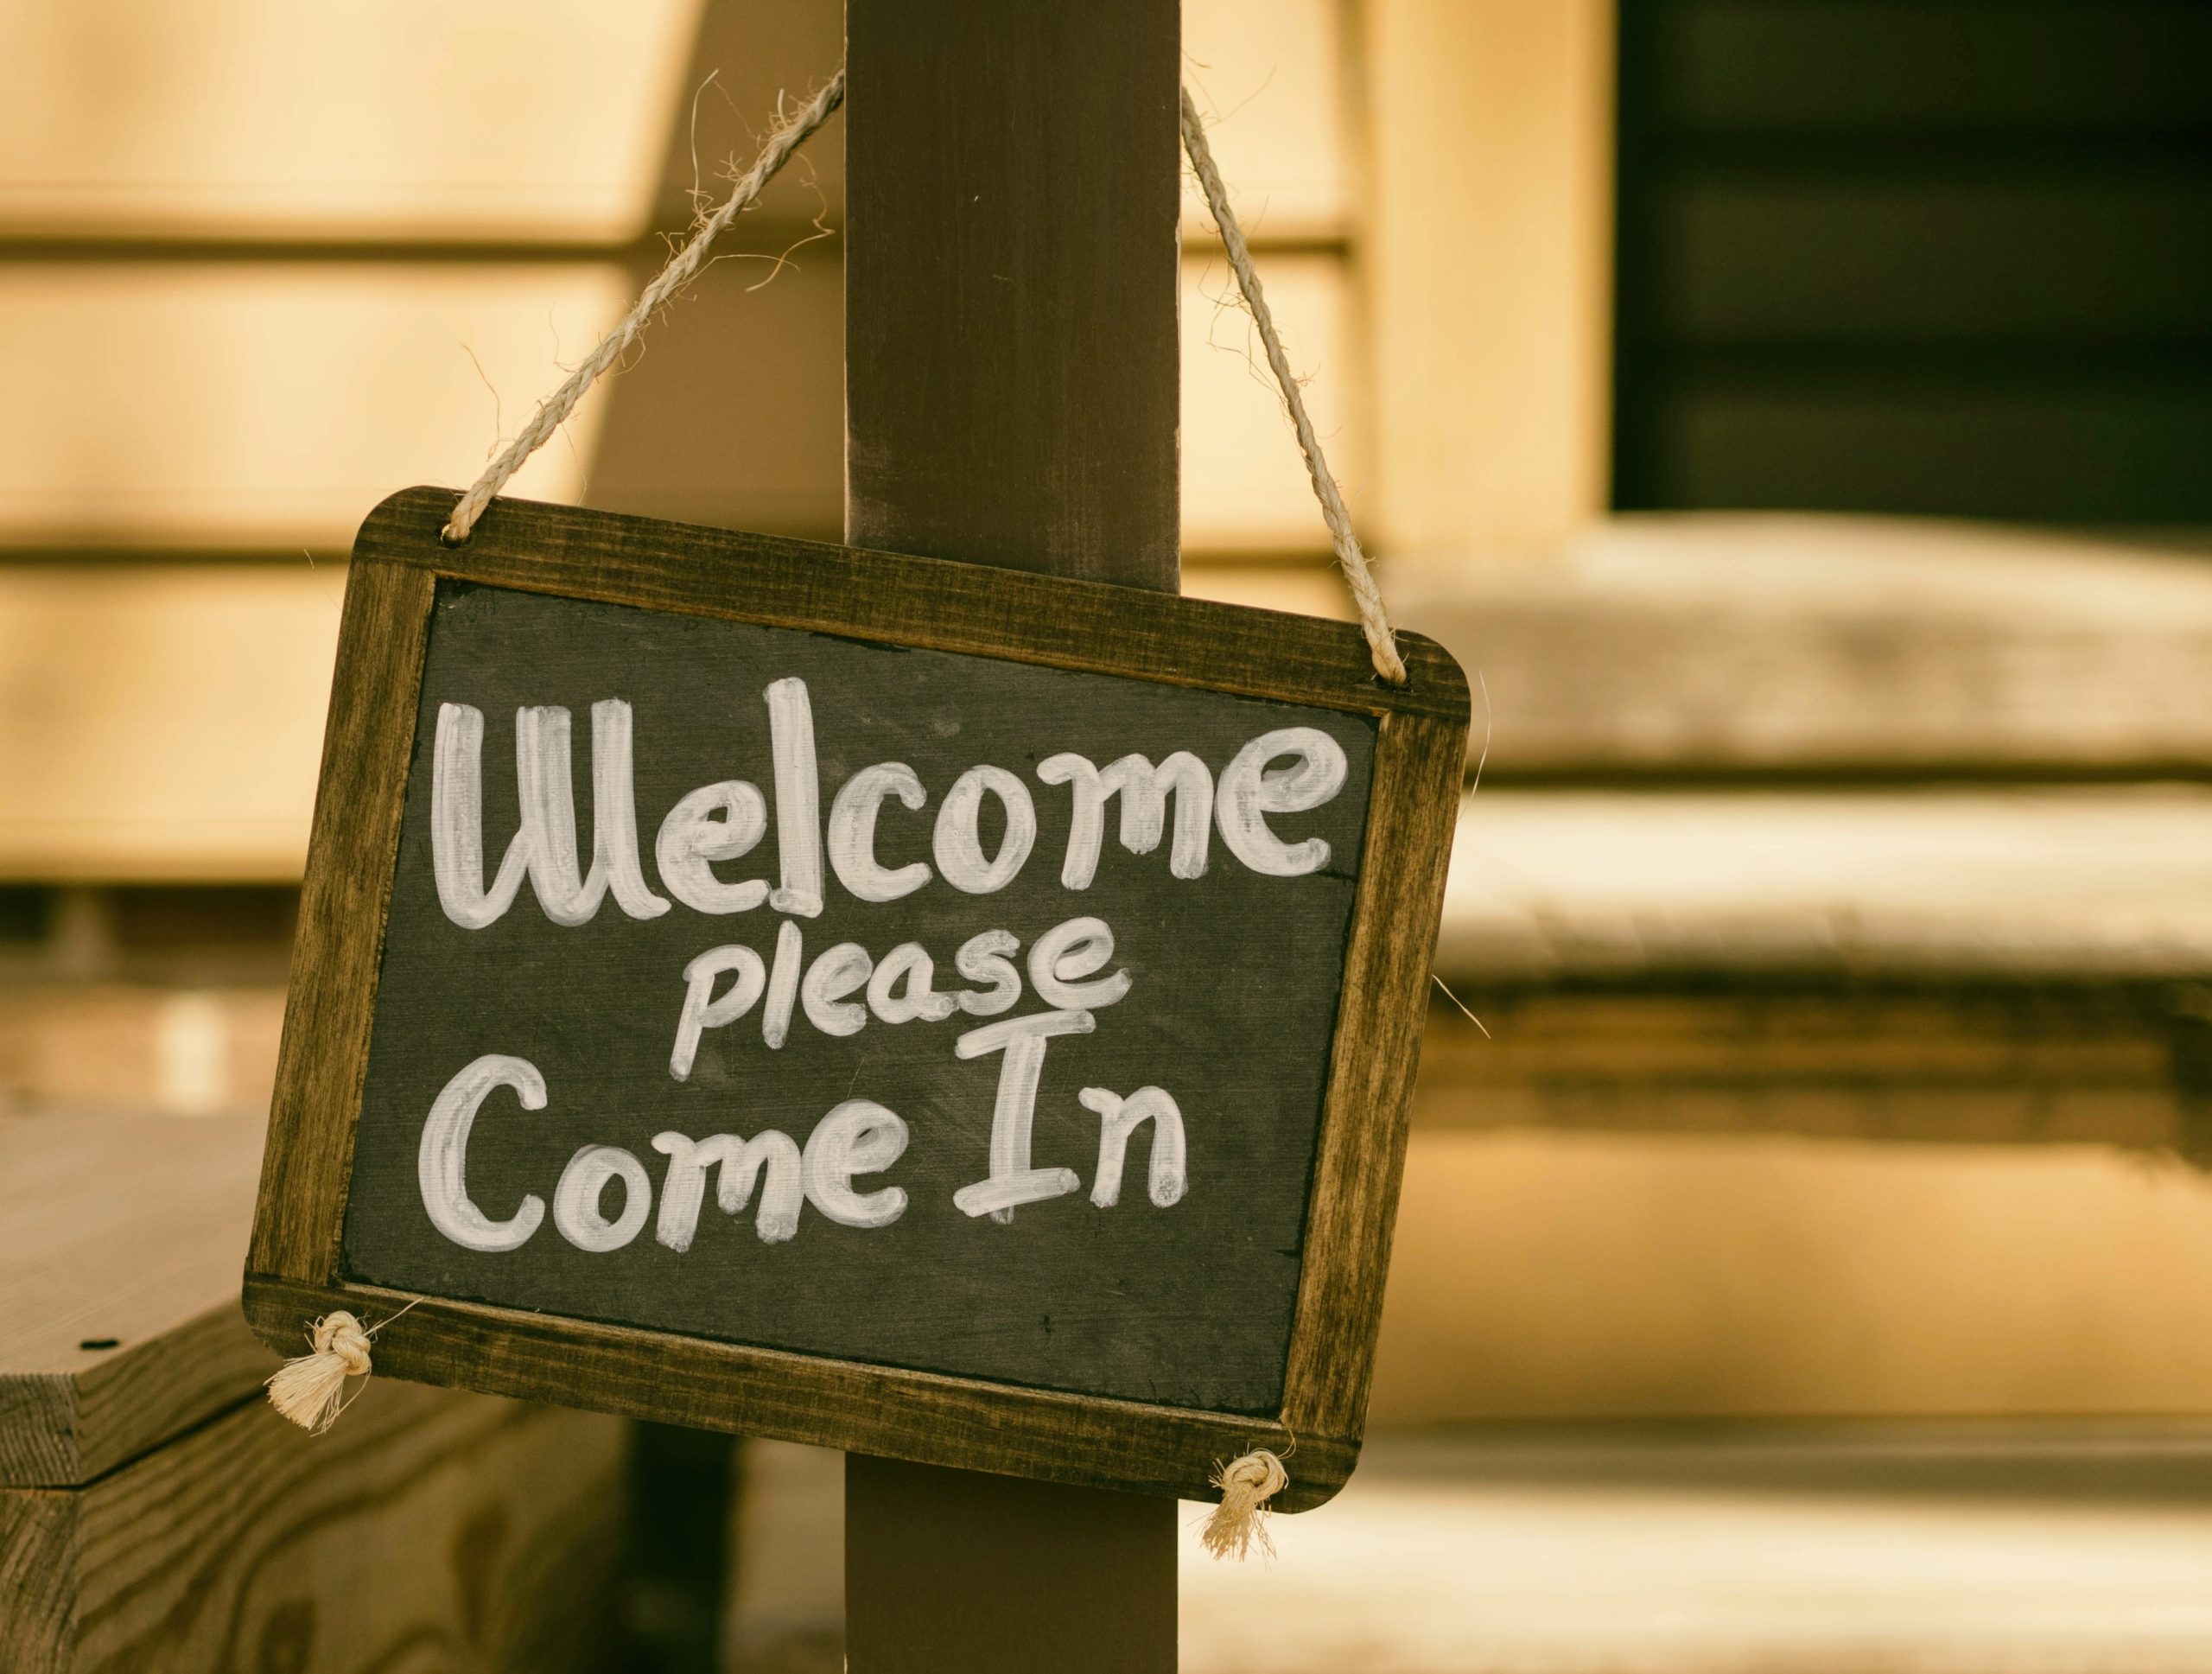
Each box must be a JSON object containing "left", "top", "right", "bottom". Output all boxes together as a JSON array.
[{"left": 430, "top": 677, "right": 1348, "bottom": 929}]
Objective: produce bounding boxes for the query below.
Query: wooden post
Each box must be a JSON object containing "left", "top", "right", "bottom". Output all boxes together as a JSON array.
[{"left": 842, "top": 2, "right": 1182, "bottom": 1669}]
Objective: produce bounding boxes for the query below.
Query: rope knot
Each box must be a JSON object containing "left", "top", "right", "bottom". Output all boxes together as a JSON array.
[
  {"left": 312, "top": 1312, "right": 373, "bottom": 1377},
  {"left": 265, "top": 1302, "right": 418, "bottom": 1435},
  {"left": 1200, "top": 1448, "right": 1290, "bottom": 1561}
]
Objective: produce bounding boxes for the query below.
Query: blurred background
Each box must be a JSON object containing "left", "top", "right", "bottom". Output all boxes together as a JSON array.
[{"left": 3, "top": 2, "right": 2211, "bottom": 1671}]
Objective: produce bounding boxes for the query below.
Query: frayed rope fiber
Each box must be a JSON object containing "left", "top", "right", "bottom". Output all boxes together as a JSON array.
[
  {"left": 1179, "top": 89, "right": 1407, "bottom": 686},
  {"left": 265, "top": 1301, "right": 419, "bottom": 1433},
  {"left": 441, "top": 71, "right": 847, "bottom": 545},
  {"left": 435, "top": 68, "right": 1401, "bottom": 685},
  {"left": 1202, "top": 1448, "right": 1291, "bottom": 1561}
]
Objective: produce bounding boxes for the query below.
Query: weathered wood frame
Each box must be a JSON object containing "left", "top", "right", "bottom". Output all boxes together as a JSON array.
[{"left": 243, "top": 486, "right": 1468, "bottom": 1510}]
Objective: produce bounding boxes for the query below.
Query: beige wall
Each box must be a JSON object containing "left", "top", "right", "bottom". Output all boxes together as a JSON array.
[
  {"left": 1375, "top": 1130, "right": 2212, "bottom": 1423},
  {"left": 1363, "top": 0, "right": 1615, "bottom": 562}
]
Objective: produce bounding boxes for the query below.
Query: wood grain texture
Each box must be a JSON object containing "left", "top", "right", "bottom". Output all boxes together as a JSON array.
[
  {"left": 1283, "top": 708, "right": 1467, "bottom": 1447},
  {"left": 351, "top": 488, "right": 1465, "bottom": 722},
  {"left": 0, "top": 1112, "right": 272, "bottom": 1487},
  {"left": 844, "top": 0, "right": 1180, "bottom": 588},
  {"left": 243, "top": 1272, "right": 1348, "bottom": 1512},
  {"left": 844, "top": 1454, "right": 1175, "bottom": 1674},
  {"left": 247, "top": 556, "right": 432, "bottom": 1284},
  {"left": 1, "top": 1381, "right": 626, "bottom": 1674},
  {"left": 0, "top": 1486, "right": 74, "bottom": 1672},
  {"left": 841, "top": 13, "right": 1185, "bottom": 1659}
]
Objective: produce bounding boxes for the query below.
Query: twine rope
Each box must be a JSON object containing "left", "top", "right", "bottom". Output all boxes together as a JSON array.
[
  {"left": 264, "top": 1298, "right": 422, "bottom": 1434},
  {"left": 437, "top": 70, "right": 1401, "bottom": 685},
  {"left": 440, "top": 72, "right": 848, "bottom": 544},
  {"left": 1201, "top": 1448, "right": 1291, "bottom": 1560},
  {"left": 1179, "top": 88, "right": 1407, "bottom": 685}
]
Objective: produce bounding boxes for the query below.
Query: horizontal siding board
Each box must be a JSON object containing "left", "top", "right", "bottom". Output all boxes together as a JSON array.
[
  {"left": 0, "top": 567, "right": 338, "bottom": 880},
  {"left": 1180, "top": 0, "right": 1355, "bottom": 240},
  {"left": 0, "top": 265, "right": 625, "bottom": 550},
  {"left": 1434, "top": 786, "right": 2212, "bottom": 982},
  {"left": 0, "top": 0, "right": 704, "bottom": 242},
  {"left": 1181, "top": 251, "right": 1363, "bottom": 553},
  {"left": 1393, "top": 513, "right": 2212, "bottom": 775}
]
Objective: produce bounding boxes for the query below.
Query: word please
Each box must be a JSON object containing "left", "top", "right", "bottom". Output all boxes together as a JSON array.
[
  {"left": 430, "top": 677, "right": 1347, "bottom": 930},
  {"left": 671, "top": 914, "right": 1126, "bottom": 1068}
]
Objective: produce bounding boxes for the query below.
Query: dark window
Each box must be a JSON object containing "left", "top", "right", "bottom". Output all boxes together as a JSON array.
[{"left": 1612, "top": 1, "right": 2212, "bottom": 522}]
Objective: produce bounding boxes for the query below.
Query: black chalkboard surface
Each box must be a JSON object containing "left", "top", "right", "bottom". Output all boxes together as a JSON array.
[
  {"left": 346, "top": 580, "right": 1373, "bottom": 1413},
  {"left": 245, "top": 489, "right": 1467, "bottom": 1506}
]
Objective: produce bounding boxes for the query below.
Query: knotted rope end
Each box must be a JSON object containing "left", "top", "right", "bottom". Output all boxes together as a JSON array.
[
  {"left": 264, "top": 1298, "right": 420, "bottom": 1435},
  {"left": 265, "top": 1311, "right": 372, "bottom": 1434},
  {"left": 1200, "top": 1448, "right": 1289, "bottom": 1561}
]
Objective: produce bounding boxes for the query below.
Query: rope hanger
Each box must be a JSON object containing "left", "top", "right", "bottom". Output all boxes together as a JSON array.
[
  {"left": 1176, "top": 87, "right": 1407, "bottom": 685},
  {"left": 304, "top": 75, "right": 1392, "bottom": 1547},
  {"left": 439, "top": 68, "right": 1407, "bottom": 686}
]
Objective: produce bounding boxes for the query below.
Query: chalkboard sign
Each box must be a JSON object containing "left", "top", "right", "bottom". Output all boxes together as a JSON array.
[{"left": 245, "top": 488, "right": 1468, "bottom": 1507}]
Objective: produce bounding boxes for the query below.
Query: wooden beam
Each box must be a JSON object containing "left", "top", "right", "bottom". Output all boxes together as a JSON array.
[
  {"left": 844, "top": 0, "right": 1179, "bottom": 590},
  {"left": 845, "top": 1455, "right": 1177, "bottom": 1674},
  {"left": 842, "top": 0, "right": 1182, "bottom": 1666}
]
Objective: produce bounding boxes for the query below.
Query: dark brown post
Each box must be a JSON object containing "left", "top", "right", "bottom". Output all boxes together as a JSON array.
[{"left": 842, "top": 2, "right": 1183, "bottom": 1669}]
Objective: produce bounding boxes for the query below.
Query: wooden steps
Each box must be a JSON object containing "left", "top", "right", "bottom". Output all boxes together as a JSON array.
[
  {"left": 0, "top": 1111, "right": 629, "bottom": 1674},
  {"left": 1179, "top": 1425, "right": 2212, "bottom": 1674}
]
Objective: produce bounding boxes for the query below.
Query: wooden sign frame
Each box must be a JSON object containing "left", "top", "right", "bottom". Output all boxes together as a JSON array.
[{"left": 243, "top": 487, "right": 1467, "bottom": 1510}]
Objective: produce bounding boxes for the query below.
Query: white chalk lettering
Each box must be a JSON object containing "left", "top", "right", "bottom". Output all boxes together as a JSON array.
[
  {"left": 951, "top": 1009, "right": 1092, "bottom": 1221},
  {"left": 419, "top": 1053, "right": 547, "bottom": 1252},
  {"left": 429, "top": 703, "right": 524, "bottom": 929},
  {"left": 422, "top": 1061, "right": 914, "bottom": 1249},
  {"left": 802, "top": 1100, "right": 911, "bottom": 1228},
  {"left": 1216, "top": 726, "right": 1348, "bottom": 877},
  {"left": 829, "top": 763, "right": 932, "bottom": 903},
  {"left": 801, "top": 941, "right": 874, "bottom": 1038},
  {"left": 762, "top": 920, "right": 804, "bottom": 1048},
  {"left": 650, "top": 1130, "right": 804, "bottom": 1248},
  {"left": 1027, "top": 915, "right": 1130, "bottom": 1010},
  {"left": 933, "top": 765, "right": 1036, "bottom": 894},
  {"left": 552, "top": 1143, "right": 652, "bottom": 1251},
  {"left": 868, "top": 941, "right": 959, "bottom": 1024},
  {"left": 431, "top": 700, "right": 668, "bottom": 928},
  {"left": 585, "top": 701, "right": 673, "bottom": 920},
  {"left": 952, "top": 928, "right": 1022, "bottom": 1016},
  {"left": 670, "top": 944, "right": 768, "bottom": 1080},
  {"left": 1036, "top": 751, "right": 1212, "bottom": 888},
  {"left": 766, "top": 677, "right": 824, "bottom": 917},
  {"left": 656, "top": 781, "right": 771, "bottom": 913},
  {"left": 1078, "top": 1085, "right": 1188, "bottom": 1208}
]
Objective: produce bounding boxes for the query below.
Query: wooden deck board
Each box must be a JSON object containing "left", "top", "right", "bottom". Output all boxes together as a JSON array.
[{"left": 0, "top": 1111, "right": 270, "bottom": 1486}]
